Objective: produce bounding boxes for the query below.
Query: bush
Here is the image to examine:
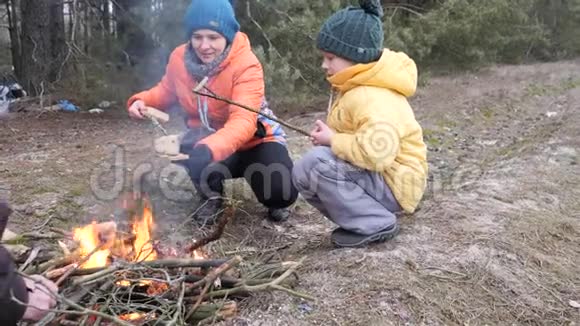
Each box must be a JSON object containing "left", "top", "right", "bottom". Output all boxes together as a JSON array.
[{"left": 386, "top": 0, "right": 549, "bottom": 68}]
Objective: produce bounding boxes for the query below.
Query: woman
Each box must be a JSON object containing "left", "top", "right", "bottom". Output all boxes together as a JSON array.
[{"left": 127, "top": 0, "right": 298, "bottom": 225}]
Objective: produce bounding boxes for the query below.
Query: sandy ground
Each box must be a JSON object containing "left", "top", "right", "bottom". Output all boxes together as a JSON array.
[{"left": 1, "top": 59, "right": 579, "bottom": 325}]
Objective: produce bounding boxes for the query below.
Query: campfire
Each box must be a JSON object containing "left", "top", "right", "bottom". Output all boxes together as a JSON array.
[{"left": 19, "top": 193, "right": 311, "bottom": 325}]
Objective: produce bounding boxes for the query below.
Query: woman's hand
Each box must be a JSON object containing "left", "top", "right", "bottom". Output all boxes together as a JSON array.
[
  {"left": 310, "top": 120, "right": 334, "bottom": 146},
  {"left": 22, "top": 275, "right": 58, "bottom": 322},
  {"left": 128, "top": 100, "right": 146, "bottom": 119}
]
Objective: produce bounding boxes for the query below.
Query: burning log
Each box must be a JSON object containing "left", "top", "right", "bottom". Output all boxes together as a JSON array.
[{"left": 44, "top": 263, "right": 77, "bottom": 280}]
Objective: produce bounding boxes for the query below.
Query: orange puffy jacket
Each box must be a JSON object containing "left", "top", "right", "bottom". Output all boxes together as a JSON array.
[{"left": 127, "top": 32, "right": 285, "bottom": 162}]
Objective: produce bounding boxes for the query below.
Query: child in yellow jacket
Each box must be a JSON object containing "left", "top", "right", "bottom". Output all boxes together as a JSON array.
[{"left": 293, "top": 0, "right": 428, "bottom": 247}]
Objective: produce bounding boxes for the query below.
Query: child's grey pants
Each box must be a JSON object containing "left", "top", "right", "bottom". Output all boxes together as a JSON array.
[{"left": 292, "top": 147, "right": 401, "bottom": 235}]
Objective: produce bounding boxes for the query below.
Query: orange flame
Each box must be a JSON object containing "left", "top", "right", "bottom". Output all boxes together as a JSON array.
[
  {"left": 73, "top": 197, "right": 157, "bottom": 269},
  {"left": 133, "top": 204, "right": 156, "bottom": 262},
  {"left": 119, "top": 312, "right": 156, "bottom": 322},
  {"left": 73, "top": 221, "right": 115, "bottom": 269}
]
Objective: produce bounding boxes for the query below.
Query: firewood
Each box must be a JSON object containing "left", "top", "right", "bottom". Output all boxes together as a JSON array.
[
  {"left": 186, "top": 301, "right": 237, "bottom": 324},
  {"left": 186, "top": 206, "right": 236, "bottom": 254},
  {"left": 45, "top": 263, "right": 76, "bottom": 280},
  {"left": 73, "top": 258, "right": 230, "bottom": 275},
  {"left": 143, "top": 106, "right": 169, "bottom": 123},
  {"left": 183, "top": 275, "right": 297, "bottom": 289},
  {"left": 28, "top": 252, "right": 80, "bottom": 274},
  {"left": 185, "top": 256, "right": 242, "bottom": 319}
]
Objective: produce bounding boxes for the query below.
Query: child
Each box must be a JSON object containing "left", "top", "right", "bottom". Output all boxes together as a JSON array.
[{"left": 292, "top": 0, "right": 428, "bottom": 247}]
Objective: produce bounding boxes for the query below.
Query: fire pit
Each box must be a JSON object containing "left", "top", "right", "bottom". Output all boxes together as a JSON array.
[{"left": 19, "top": 193, "right": 312, "bottom": 325}]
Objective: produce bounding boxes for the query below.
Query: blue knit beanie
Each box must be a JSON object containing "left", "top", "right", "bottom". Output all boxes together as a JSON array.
[
  {"left": 317, "top": 0, "right": 384, "bottom": 63},
  {"left": 183, "top": 0, "right": 240, "bottom": 44}
]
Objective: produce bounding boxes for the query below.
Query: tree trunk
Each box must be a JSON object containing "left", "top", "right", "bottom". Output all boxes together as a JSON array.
[
  {"left": 49, "top": 0, "right": 67, "bottom": 82},
  {"left": 102, "top": 0, "right": 110, "bottom": 35},
  {"left": 102, "top": 0, "right": 111, "bottom": 52},
  {"left": 19, "top": 0, "right": 51, "bottom": 95},
  {"left": 83, "top": 1, "right": 90, "bottom": 53},
  {"left": 6, "top": 0, "right": 22, "bottom": 79}
]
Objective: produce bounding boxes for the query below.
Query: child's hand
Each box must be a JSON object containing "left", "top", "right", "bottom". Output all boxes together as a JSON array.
[{"left": 310, "top": 120, "right": 334, "bottom": 146}]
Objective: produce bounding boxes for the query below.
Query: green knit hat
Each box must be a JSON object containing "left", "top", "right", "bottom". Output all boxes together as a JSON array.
[{"left": 317, "top": 0, "right": 384, "bottom": 63}]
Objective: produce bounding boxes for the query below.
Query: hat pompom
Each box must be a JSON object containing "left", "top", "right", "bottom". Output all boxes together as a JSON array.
[{"left": 359, "top": 0, "right": 383, "bottom": 17}]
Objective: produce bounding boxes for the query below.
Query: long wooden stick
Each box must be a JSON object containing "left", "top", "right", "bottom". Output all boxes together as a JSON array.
[
  {"left": 71, "top": 258, "right": 230, "bottom": 277},
  {"left": 192, "top": 89, "right": 311, "bottom": 137}
]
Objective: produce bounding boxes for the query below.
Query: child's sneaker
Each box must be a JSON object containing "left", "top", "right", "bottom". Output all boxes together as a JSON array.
[{"left": 331, "top": 224, "right": 399, "bottom": 248}]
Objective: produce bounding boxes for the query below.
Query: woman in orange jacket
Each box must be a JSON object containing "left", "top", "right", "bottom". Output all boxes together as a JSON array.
[{"left": 127, "top": 0, "right": 298, "bottom": 225}]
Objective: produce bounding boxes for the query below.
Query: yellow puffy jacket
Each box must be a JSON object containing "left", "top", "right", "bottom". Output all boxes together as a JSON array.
[{"left": 327, "top": 49, "right": 428, "bottom": 213}]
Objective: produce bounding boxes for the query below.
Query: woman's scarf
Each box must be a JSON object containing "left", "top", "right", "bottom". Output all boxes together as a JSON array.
[{"left": 184, "top": 43, "right": 232, "bottom": 80}]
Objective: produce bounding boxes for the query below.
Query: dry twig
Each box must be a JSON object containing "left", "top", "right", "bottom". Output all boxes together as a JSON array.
[{"left": 186, "top": 206, "right": 236, "bottom": 254}]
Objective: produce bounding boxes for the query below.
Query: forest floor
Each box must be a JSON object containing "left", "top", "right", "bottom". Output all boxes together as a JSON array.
[{"left": 1, "top": 59, "right": 580, "bottom": 325}]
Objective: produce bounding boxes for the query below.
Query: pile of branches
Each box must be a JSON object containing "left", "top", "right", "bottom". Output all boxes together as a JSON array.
[
  {"left": 20, "top": 255, "right": 309, "bottom": 325},
  {"left": 14, "top": 207, "right": 313, "bottom": 325}
]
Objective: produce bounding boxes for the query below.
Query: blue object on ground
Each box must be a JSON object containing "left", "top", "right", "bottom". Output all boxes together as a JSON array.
[
  {"left": 58, "top": 100, "right": 80, "bottom": 112},
  {"left": 298, "top": 303, "right": 314, "bottom": 314}
]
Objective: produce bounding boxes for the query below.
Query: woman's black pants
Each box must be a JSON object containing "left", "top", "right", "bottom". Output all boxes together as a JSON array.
[{"left": 188, "top": 141, "right": 299, "bottom": 209}]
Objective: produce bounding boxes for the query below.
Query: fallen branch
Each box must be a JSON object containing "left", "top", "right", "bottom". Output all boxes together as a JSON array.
[
  {"left": 45, "top": 263, "right": 76, "bottom": 280},
  {"left": 187, "top": 301, "right": 237, "bottom": 324},
  {"left": 193, "top": 257, "right": 314, "bottom": 302},
  {"left": 55, "top": 245, "right": 105, "bottom": 286},
  {"left": 72, "top": 265, "right": 120, "bottom": 286},
  {"left": 71, "top": 258, "right": 230, "bottom": 277},
  {"left": 26, "top": 252, "right": 80, "bottom": 274},
  {"left": 185, "top": 256, "right": 242, "bottom": 320},
  {"left": 186, "top": 206, "right": 235, "bottom": 254},
  {"left": 1, "top": 231, "right": 64, "bottom": 245},
  {"left": 18, "top": 247, "right": 42, "bottom": 272},
  {"left": 77, "top": 280, "right": 115, "bottom": 325},
  {"left": 167, "top": 274, "right": 186, "bottom": 326}
]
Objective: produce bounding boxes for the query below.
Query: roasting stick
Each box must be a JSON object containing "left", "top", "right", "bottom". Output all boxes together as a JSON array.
[
  {"left": 191, "top": 77, "right": 311, "bottom": 137},
  {"left": 54, "top": 245, "right": 104, "bottom": 286},
  {"left": 143, "top": 106, "right": 169, "bottom": 136},
  {"left": 143, "top": 76, "right": 311, "bottom": 137}
]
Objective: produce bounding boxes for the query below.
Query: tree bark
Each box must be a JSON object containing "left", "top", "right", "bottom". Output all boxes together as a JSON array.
[
  {"left": 102, "top": 0, "right": 111, "bottom": 52},
  {"left": 49, "top": 0, "right": 67, "bottom": 82},
  {"left": 19, "top": 0, "right": 51, "bottom": 95},
  {"left": 6, "top": 0, "right": 22, "bottom": 79},
  {"left": 18, "top": 0, "right": 67, "bottom": 94}
]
